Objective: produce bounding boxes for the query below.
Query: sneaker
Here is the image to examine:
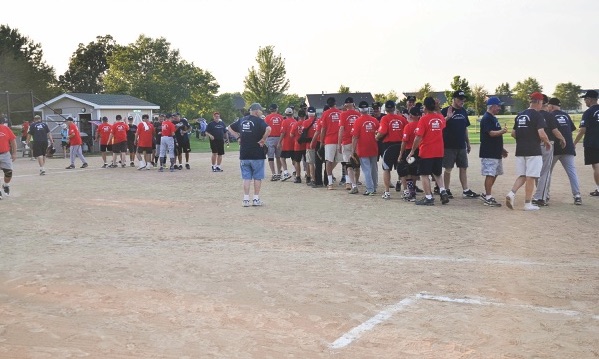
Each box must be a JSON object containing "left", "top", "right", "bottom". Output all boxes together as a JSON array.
[
  {"left": 505, "top": 193, "right": 515, "bottom": 210},
  {"left": 462, "top": 189, "right": 479, "bottom": 198},
  {"left": 339, "top": 179, "right": 346, "bottom": 186},
  {"left": 349, "top": 187, "right": 359, "bottom": 194},
  {"left": 395, "top": 181, "right": 401, "bottom": 192},
  {"left": 271, "top": 174, "right": 278, "bottom": 181},
  {"left": 311, "top": 183, "right": 324, "bottom": 188},
  {"left": 40, "top": 169, "right": 45, "bottom": 176},
  {"left": 178, "top": 165, "right": 183, "bottom": 170},
  {"left": 242, "top": 200, "right": 250, "bottom": 207},
  {"left": 363, "top": 191, "right": 374, "bottom": 196},
  {"left": 65, "top": 164, "right": 75, "bottom": 169},
  {"left": 214, "top": 167, "right": 223, "bottom": 172},
  {"left": 445, "top": 189, "right": 454, "bottom": 199},
  {"left": 433, "top": 186, "right": 440, "bottom": 195},
  {"left": 185, "top": 164, "right": 190, "bottom": 170},
  {"left": 293, "top": 177, "right": 302, "bottom": 183},
  {"left": 382, "top": 192, "right": 391, "bottom": 200},
  {"left": 108, "top": 163, "right": 117, "bottom": 168},
  {"left": 130, "top": 161, "right": 135, "bottom": 167},
  {"left": 574, "top": 196, "right": 582, "bottom": 205},
  {"left": 121, "top": 163, "right": 127, "bottom": 168},
  {"left": 146, "top": 165, "right": 151, "bottom": 170},
  {"left": 2, "top": 185, "right": 9, "bottom": 196},
  {"left": 357, "top": 181, "right": 363, "bottom": 186},
  {"left": 252, "top": 199, "right": 263, "bottom": 206},
  {"left": 483, "top": 197, "right": 502, "bottom": 207},
  {"left": 332, "top": 176, "right": 337, "bottom": 183},
  {"left": 169, "top": 166, "right": 175, "bottom": 172},
  {"left": 0, "top": 190, "right": 2, "bottom": 200},
  {"left": 345, "top": 183, "right": 352, "bottom": 190},
  {"left": 415, "top": 197, "right": 435, "bottom": 206},
  {"left": 531, "top": 198, "right": 548, "bottom": 206},
  {"left": 80, "top": 163, "right": 88, "bottom": 168},
  {"left": 159, "top": 167, "right": 164, "bottom": 172},
  {"left": 327, "top": 184, "right": 334, "bottom": 190},
  {"left": 524, "top": 203, "right": 540, "bottom": 211},
  {"left": 589, "top": 189, "right": 599, "bottom": 197},
  {"left": 415, "top": 185, "right": 424, "bottom": 193},
  {"left": 440, "top": 190, "right": 450, "bottom": 204},
  {"left": 101, "top": 163, "right": 108, "bottom": 168},
  {"left": 404, "top": 194, "right": 416, "bottom": 202},
  {"left": 281, "top": 173, "right": 292, "bottom": 181},
  {"left": 138, "top": 165, "right": 146, "bottom": 170},
  {"left": 275, "top": 174, "right": 281, "bottom": 180}
]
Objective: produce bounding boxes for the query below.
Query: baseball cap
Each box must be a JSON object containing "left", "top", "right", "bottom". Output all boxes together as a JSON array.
[
  {"left": 213, "top": 111, "right": 220, "bottom": 115},
  {"left": 452, "top": 90, "right": 467, "bottom": 99},
  {"left": 358, "top": 101, "right": 369, "bottom": 109},
  {"left": 406, "top": 95, "right": 416, "bottom": 102},
  {"left": 101, "top": 116, "right": 108, "bottom": 121},
  {"left": 326, "top": 97, "right": 336, "bottom": 106},
  {"left": 116, "top": 115, "right": 122, "bottom": 120},
  {"left": 269, "top": 103, "right": 278, "bottom": 110},
  {"left": 297, "top": 109, "right": 306, "bottom": 118},
  {"left": 284, "top": 107, "right": 293, "bottom": 115},
  {"left": 33, "top": 115, "right": 41, "bottom": 120},
  {"left": 580, "top": 90, "right": 599, "bottom": 99},
  {"left": 344, "top": 97, "right": 354, "bottom": 104},
  {"left": 249, "top": 103, "right": 263, "bottom": 111},
  {"left": 66, "top": 116, "right": 74, "bottom": 121},
  {"left": 409, "top": 106, "right": 422, "bottom": 116},
  {"left": 486, "top": 97, "right": 503, "bottom": 106},
  {"left": 372, "top": 102, "right": 381, "bottom": 109},
  {"left": 384, "top": 100, "right": 396, "bottom": 109},
  {"left": 548, "top": 98, "right": 561, "bottom": 106},
  {"left": 128, "top": 116, "right": 134, "bottom": 120},
  {"left": 142, "top": 114, "right": 149, "bottom": 119},
  {"left": 165, "top": 113, "right": 172, "bottom": 118},
  {"left": 529, "top": 92, "right": 544, "bottom": 101},
  {"left": 307, "top": 106, "right": 316, "bottom": 114}
]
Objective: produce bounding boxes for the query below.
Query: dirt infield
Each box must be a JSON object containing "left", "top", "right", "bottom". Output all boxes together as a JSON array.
[{"left": 1, "top": 144, "right": 598, "bottom": 358}]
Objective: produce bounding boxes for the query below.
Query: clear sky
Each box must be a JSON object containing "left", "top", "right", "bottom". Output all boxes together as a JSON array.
[{"left": 2, "top": 0, "right": 598, "bottom": 97}]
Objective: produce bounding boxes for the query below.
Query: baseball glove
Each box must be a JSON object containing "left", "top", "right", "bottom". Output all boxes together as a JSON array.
[{"left": 349, "top": 152, "right": 360, "bottom": 168}]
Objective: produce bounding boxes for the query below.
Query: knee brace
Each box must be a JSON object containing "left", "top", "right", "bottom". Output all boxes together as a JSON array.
[{"left": 3, "top": 169, "right": 13, "bottom": 179}]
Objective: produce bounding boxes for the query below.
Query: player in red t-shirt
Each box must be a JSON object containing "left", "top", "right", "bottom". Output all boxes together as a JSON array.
[
  {"left": 290, "top": 110, "right": 307, "bottom": 183},
  {"left": 320, "top": 97, "right": 343, "bottom": 189},
  {"left": 408, "top": 97, "right": 449, "bottom": 205},
  {"left": 338, "top": 97, "right": 361, "bottom": 191},
  {"left": 398, "top": 105, "right": 422, "bottom": 201},
  {"left": 278, "top": 108, "right": 296, "bottom": 181},
  {"left": 107, "top": 115, "right": 129, "bottom": 168},
  {"left": 303, "top": 107, "right": 319, "bottom": 185},
  {"left": 0, "top": 120, "right": 17, "bottom": 199},
  {"left": 96, "top": 116, "right": 113, "bottom": 167},
  {"left": 351, "top": 101, "right": 379, "bottom": 195},
  {"left": 135, "top": 114, "right": 155, "bottom": 170},
  {"left": 376, "top": 100, "right": 409, "bottom": 199},
  {"left": 264, "top": 104, "right": 284, "bottom": 180},
  {"left": 159, "top": 114, "right": 177, "bottom": 171},
  {"left": 65, "top": 117, "right": 88, "bottom": 169}
]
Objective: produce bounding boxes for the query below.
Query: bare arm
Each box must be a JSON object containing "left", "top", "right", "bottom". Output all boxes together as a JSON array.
[
  {"left": 551, "top": 128, "right": 566, "bottom": 149},
  {"left": 409, "top": 136, "right": 422, "bottom": 157},
  {"left": 10, "top": 139, "right": 17, "bottom": 161},
  {"left": 574, "top": 127, "right": 585, "bottom": 146}
]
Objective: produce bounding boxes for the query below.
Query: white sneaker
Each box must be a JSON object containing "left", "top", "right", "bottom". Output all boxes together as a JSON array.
[
  {"left": 505, "top": 193, "right": 515, "bottom": 210},
  {"left": 524, "top": 203, "right": 540, "bottom": 211},
  {"left": 242, "top": 200, "right": 250, "bottom": 207},
  {"left": 382, "top": 192, "right": 391, "bottom": 200},
  {"left": 252, "top": 199, "right": 263, "bottom": 206}
]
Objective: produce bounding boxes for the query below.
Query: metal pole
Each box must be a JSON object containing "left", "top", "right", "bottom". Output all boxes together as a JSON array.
[
  {"left": 5, "top": 91, "right": 10, "bottom": 125},
  {"left": 30, "top": 91, "right": 35, "bottom": 119}
]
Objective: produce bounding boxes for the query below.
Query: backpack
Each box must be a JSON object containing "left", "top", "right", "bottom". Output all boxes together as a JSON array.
[{"left": 298, "top": 118, "right": 317, "bottom": 144}]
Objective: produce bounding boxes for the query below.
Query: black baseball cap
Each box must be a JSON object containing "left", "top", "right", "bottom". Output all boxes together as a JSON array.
[
  {"left": 384, "top": 100, "right": 396, "bottom": 109},
  {"left": 452, "top": 90, "right": 467, "bottom": 99},
  {"left": 116, "top": 115, "right": 122, "bottom": 120},
  {"left": 358, "top": 101, "right": 369, "bottom": 109},
  {"left": 406, "top": 95, "right": 416, "bottom": 102},
  {"left": 128, "top": 116, "right": 134, "bottom": 120},
  {"left": 269, "top": 103, "right": 278, "bottom": 110},
  {"left": 548, "top": 98, "right": 561, "bottom": 106},
  {"left": 101, "top": 116, "right": 108, "bottom": 121},
  {"left": 344, "top": 97, "right": 354, "bottom": 104},
  {"left": 372, "top": 102, "right": 381, "bottom": 109},
  {"left": 580, "top": 90, "right": 598, "bottom": 99},
  {"left": 409, "top": 106, "right": 421, "bottom": 116},
  {"left": 326, "top": 97, "right": 336, "bottom": 106},
  {"left": 307, "top": 106, "right": 316, "bottom": 114}
]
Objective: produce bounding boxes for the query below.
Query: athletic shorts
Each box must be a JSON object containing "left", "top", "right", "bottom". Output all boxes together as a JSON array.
[
  {"left": 305, "top": 149, "right": 316, "bottom": 164},
  {"left": 584, "top": 147, "right": 599, "bottom": 165},
  {"left": 32, "top": 141, "right": 48, "bottom": 157},
  {"left": 515, "top": 156, "right": 542, "bottom": 177},
  {"left": 443, "top": 148, "right": 469, "bottom": 168},
  {"left": 127, "top": 139, "right": 136, "bottom": 153},
  {"left": 0, "top": 152, "right": 13, "bottom": 171},
  {"left": 100, "top": 144, "right": 112, "bottom": 152},
  {"left": 210, "top": 139, "right": 225, "bottom": 155},
  {"left": 481, "top": 158, "right": 503, "bottom": 176},
  {"left": 341, "top": 143, "right": 353, "bottom": 162},
  {"left": 177, "top": 137, "right": 191, "bottom": 153},
  {"left": 381, "top": 142, "right": 401, "bottom": 170},
  {"left": 397, "top": 149, "right": 419, "bottom": 177},
  {"left": 62, "top": 141, "right": 70, "bottom": 149},
  {"left": 418, "top": 157, "right": 443, "bottom": 176},
  {"left": 280, "top": 150, "right": 294, "bottom": 159},
  {"left": 292, "top": 150, "right": 305, "bottom": 163},
  {"left": 266, "top": 137, "right": 281, "bottom": 159},
  {"left": 137, "top": 146, "right": 153, "bottom": 153},
  {"left": 112, "top": 141, "right": 127, "bottom": 153},
  {"left": 240, "top": 159, "right": 265, "bottom": 180},
  {"left": 324, "top": 144, "right": 342, "bottom": 162}
]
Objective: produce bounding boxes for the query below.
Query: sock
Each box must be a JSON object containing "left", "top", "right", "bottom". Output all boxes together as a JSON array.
[
  {"left": 243, "top": 195, "right": 250, "bottom": 200},
  {"left": 439, "top": 187, "right": 446, "bottom": 192},
  {"left": 328, "top": 175, "right": 333, "bottom": 184},
  {"left": 508, "top": 190, "right": 515, "bottom": 197},
  {"left": 426, "top": 194, "right": 433, "bottom": 199},
  {"left": 486, "top": 194, "right": 492, "bottom": 200},
  {"left": 345, "top": 175, "right": 350, "bottom": 183},
  {"left": 253, "top": 195, "right": 259, "bottom": 200},
  {"left": 463, "top": 188, "right": 470, "bottom": 193}
]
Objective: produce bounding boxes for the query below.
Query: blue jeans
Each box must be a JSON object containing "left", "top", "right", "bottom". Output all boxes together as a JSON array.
[
  {"left": 240, "top": 159, "right": 265, "bottom": 180},
  {"left": 359, "top": 156, "right": 378, "bottom": 192}
]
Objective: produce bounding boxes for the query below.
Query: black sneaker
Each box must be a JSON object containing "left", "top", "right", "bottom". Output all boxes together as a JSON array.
[
  {"left": 293, "top": 177, "right": 302, "bottom": 183},
  {"left": 178, "top": 165, "right": 183, "bottom": 170},
  {"left": 440, "top": 190, "right": 450, "bottom": 204},
  {"left": 108, "top": 163, "right": 117, "bottom": 168},
  {"left": 444, "top": 189, "right": 454, "bottom": 199},
  {"left": 462, "top": 189, "right": 480, "bottom": 198},
  {"left": 130, "top": 161, "right": 135, "bottom": 167},
  {"left": 121, "top": 163, "right": 127, "bottom": 168},
  {"left": 395, "top": 181, "right": 401, "bottom": 192},
  {"left": 185, "top": 164, "right": 190, "bottom": 170},
  {"left": 102, "top": 163, "right": 108, "bottom": 168},
  {"left": 81, "top": 163, "right": 88, "bottom": 168},
  {"left": 0, "top": 190, "right": 3, "bottom": 200},
  {"left": 433, "top": 185, "right": 440, "bottom": 194},
  {"left": 415, "top": 197, "right": 435, "bottom": 206},
  {"left": 271, "top": 174, "right": 278, "bottom": 181},
  {"left": 483, "top": 196, "right": 502, "bottom": 207},
  {"left": 65, "top": 164, "right": 75, "bottom": 169},
  {"left": 574, "top": 196, "right": 582, "bottom": 205},
  {"left": 2, "top": 185, "right": 9, "bottom": 196},
  {"left": 531, "top": 198, "right": 548, "bottom": 206}
]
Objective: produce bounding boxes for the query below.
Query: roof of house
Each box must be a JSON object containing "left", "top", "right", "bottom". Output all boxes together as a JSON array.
[
  {"left": 305, "top": 92, "right": 375, "bottom": 109},
  {"left": 34, "top": 93, "right": 160, "bottom": 111},
  {"left": 402, "top": 91, "right": 448, "bottom": 105}
]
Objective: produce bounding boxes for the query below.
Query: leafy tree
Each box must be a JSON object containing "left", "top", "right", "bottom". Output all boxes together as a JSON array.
[
  {"left": 338, "top": 85, "right": 350, "bottom": 93},
  {"left": 416, "top": 83, "right": 433, "bottom": 102},
  {"left": 280, "top": 93, "right": 305, "bottom": 111},
  {"left": 209, "top": 92, "right": 242, "bottom": 123},
  {"left": 104, "top": 35, "right": 218, "bottom": 113},
  {"left": 471, "top": 85, "right": 488, "bottom": 116},
  {"left": 495, "top": 82, "right": 511, "bottom": 96},
  {"left": 553, "top": 82, "right": 582, "bottom": 111},
  {"left": 59, "top": 35, "right": 120, "bottom": 93},
  {"left": 374, "top": 90, "right": 399, "bottom": 107},
  {"left": 373, "top": 93, "right": 387, "bottom": 105},
  {"left": 243, "top": 45, "right": 290, "bottom": 107},
  {"left": 445, "top": 75, "right": 473, "bottom": 108},
  {"left": 512, "top": 77, "right": 543, "bottom": 111},
  {"left": 0, "top": 24, "right": 58, "bottom": 118}
]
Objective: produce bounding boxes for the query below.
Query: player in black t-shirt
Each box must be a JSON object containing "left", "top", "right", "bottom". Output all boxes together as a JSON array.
[
  {"left": 574, "top": 90, "right": 599, "bottom": 196},
  {"left": 126, "top": 116, "right": 138, "bottom": 167}
]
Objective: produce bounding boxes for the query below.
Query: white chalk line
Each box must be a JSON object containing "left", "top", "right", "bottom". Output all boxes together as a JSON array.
[
  {"left": 13, "top": 166, "right": 104, "bottom": 179},
  {"left": 329, "top": 293, "right": 598, "bottom": 350}
]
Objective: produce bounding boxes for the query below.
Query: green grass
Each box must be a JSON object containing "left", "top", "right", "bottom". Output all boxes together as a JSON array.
[
  {"left": 189, "top": 136, "right": 239, "bottom": 153},
  {"left": 468, "top": 114, "right": 583, "bottom": 145}
]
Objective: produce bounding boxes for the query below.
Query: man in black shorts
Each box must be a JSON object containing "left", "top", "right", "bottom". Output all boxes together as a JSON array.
[
  {"left": 574, "top": 90, "right": 599, "bottom": 196},
  {"left": 173, "top": 113, "right": 191, "bottom": 169},
  {"left": 27, "top": 115, "right": 53, "bottom": 175},
  {"left": 206, "top": 112, "right": 227, "bottom": 172},
  {"left": 126, "top": 116, "right": 137, "bottom": 167}
]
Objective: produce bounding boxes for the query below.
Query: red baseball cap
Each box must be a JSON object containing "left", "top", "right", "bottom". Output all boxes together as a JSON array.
[{"left": 529, "top": 92, "right": 544, "bottom": 101}]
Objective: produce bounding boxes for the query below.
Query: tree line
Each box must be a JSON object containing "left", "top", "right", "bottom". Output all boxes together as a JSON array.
[{"left": 0, "top": 24, "right": 586, "bottom": 125}]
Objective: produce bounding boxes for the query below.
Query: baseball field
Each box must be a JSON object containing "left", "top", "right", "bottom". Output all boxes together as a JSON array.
[{"left": 0, "top": 144, "right": 597, "bottom": 358}]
